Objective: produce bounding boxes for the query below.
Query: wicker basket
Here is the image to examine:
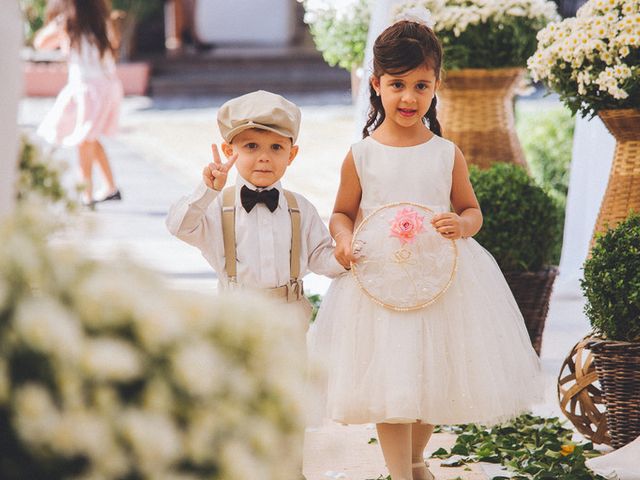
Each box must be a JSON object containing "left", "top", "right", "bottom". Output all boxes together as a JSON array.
[
  {"left": 557, "top": 337, "right": 610, "bottom": 445},
  {"left": 438, "top": 68, "right": 528, "bottom": 169},
  {"left": 588, "top": 338, "right": 640, "bottom": 449},
  {"left": 592, "top": 109, "right": 640, "bottom": 244},
  {"left": 503, "top": 267, "right": 558, "bottom": 355}
]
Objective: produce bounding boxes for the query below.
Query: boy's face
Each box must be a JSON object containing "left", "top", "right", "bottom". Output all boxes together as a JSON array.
[{"left": 222, "top": 129, "right": 298, "bottom": 188}]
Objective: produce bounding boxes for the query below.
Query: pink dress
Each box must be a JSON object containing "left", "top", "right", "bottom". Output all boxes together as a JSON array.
[{"left": 37, "top": 37, "right": 123, "bottom": 147}]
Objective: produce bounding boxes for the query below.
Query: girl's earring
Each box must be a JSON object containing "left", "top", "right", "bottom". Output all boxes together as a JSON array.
[{"left": 376, "top": 91, "right": 380, "bottom": 97}]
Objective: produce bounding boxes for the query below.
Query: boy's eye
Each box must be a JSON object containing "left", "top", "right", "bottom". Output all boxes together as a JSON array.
[
  {"left": 245, "top": 143, "right": 258, "bottom": 149},
  {"left": 271, "top": 144, "right": 283, "bottom": 151}
]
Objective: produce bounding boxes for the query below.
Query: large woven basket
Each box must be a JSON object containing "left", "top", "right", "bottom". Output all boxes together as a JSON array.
[
  {"left": 557, "top": 337, "right": 610, "bottom": 445},
  {"left": 592, "top": 109, "right": 640, "bottom": 244},
  {"left": 588, "top": 338, "right": 640, "bottom": 449},
  {"left": 438, "top": 68, "right": 528, "bottom": 169},
  {"left": 503, "top": 267, "right": 558, "bottom": 355}
]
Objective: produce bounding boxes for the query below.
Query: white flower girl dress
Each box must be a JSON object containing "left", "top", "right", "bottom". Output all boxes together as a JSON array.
[{"left": 308, "top": 135, "right": 543, "bottom": 426}]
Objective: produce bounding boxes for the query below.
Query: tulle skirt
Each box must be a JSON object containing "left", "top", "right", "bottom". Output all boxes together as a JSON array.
[
  {"left": 37, "top": 75, "right": 123, "bottom": 147},
  {"left": 307, "top": 237, "right": 543, "bottom": 426}
]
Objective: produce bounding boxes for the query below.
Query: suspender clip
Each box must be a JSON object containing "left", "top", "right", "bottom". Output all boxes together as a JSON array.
[{"left": 287, "top": 279, "right": 304, "bottom": 302}]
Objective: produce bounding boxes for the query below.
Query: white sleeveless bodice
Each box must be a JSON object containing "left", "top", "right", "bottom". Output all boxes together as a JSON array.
[
  {"left": 68, "top": 37, "right": 117, "bottom": 83},
  {"left": 352, "top": 135, "right": 455, "bottom": 217}
]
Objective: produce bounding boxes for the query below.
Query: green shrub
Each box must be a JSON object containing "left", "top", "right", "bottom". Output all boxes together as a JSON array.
[
  {"left": 301, "top": 0, "right": 370, "bottom": 71},
  {"left": 517, "top": 105, "right": 574, "bottom": 264},
  {"left": 19, "top": 0, "right": 46, "bottom": 46},
  {"left": 470, "top": 163, "right": 561, "bottom": 271},
  {"left": 581, "top": 213, "right": 640, "bottom": 342},
  {"left": 17, "top": 137, "right": 76, "bottom": 210},
  {"left": 517, "top": 106, "right": 574, "bottom": 209},
  {"left": 307, "top": 293, "right": 322, "bottom": 322}
]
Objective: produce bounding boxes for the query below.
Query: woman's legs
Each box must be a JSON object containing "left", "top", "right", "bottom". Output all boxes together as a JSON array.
[{"left": 377, "top": 423, "right": 412, "bottom": 480}]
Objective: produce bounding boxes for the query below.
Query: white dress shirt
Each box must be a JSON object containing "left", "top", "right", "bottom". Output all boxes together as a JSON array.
[{"left": 166, "top": 176, "right": 345, "bottom": 289}]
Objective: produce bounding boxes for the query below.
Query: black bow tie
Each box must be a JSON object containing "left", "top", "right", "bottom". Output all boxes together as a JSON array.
[{"left": 240, "top": 185, "right": 280, "bottom": 213}]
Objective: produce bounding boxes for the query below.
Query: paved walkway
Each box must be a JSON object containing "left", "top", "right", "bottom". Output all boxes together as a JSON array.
[{"left": 19, "top": 94, "right": 593, "bottom": 480}]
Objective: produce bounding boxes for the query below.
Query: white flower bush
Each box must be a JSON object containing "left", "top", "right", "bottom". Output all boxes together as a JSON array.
[
  {"left": 0, "top": 205, "right": 307, "bottom": 479},
  {"left": 528, "top": 0, "right": 639, "bottom": 116},
  {"left": 394, "top": 0, "right": 559, "bottom": 69},
  {"left": 298, "top": 0, "right": 371, "bottom": 70}
]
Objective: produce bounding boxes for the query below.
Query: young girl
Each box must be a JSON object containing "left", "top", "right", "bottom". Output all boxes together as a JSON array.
[
  {"left": 308, "top": 19, "right": 542, "bottom": 480},
  {"left": 35, "top": 0, "right": 123, "bottom": 206}
]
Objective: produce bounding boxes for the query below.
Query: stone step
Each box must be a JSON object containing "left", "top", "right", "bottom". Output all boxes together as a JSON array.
[{"left": 145, "top": 46, "right": 351, "bottom": 96}]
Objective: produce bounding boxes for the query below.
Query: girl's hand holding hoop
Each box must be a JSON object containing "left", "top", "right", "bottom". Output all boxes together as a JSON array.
[
  {"left": 334, "top": 231, "right": 357, "bottom": 269},
  {"left": 432, "top": 212, "right": 463, "bottom": 240},
  {"left": 203, "top": 144, "right": 237, "bottom": 191}
]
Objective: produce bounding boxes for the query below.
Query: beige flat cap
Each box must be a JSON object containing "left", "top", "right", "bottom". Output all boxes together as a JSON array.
[{"left": 217, "top": 90, "right": 302, "bottom": 143}]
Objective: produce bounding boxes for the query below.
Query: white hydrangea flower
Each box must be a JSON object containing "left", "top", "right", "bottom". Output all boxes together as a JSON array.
[
  {"left": 171, "top": 340, "right": 225, "bottom": 397},
  {"left": 14, "top": 296, "right": 83, "bottom": 362},
  {"left": 220, "top": 440, "right": 266, "bottom": 480},
  {"left": 13, "top": 384, "right": 60, "bottom": 445},
  {"left": 0, "top": 359, "right": 9, "bottom": 404},
  {"left": 142, "top": 378, "right": 174, "bottom": 413},
  {"left": 49, "top": 410, "right": 111, "bottom": 458},
  {"left": 82, "top": 338, "right": 144, "bottom": 382},
  {"left": 132, "top": 295, "right": 186, "bottom": 351},
  {"left": 120, "top": 410, "right": 183, "bottom": 475},
  {"left": 0, "top": 277, "right": 8, "bottom": 310}
]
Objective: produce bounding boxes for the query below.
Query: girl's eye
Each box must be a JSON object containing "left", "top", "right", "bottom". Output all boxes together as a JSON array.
[
  {"left": 416, "top": 83, "right": 428, "bottom": 91},
  {"left": 391, "top": 81, "right": 404, "bottom": 89}
]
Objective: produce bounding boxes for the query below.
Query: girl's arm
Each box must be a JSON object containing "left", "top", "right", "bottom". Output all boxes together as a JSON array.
[
  {"left": 432, "top": 146, "right": 483, "bottom": 239},
  {"left": 330, "top": 149, "right": 362, "bottom": 268},
  {"left": 33, "top": 17, "right": 65, "bottom": 51}
]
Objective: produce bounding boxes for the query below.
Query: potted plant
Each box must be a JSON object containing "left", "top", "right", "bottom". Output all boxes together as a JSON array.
[
  {"left": 528, "top": 0, "right": 639, "bottom": 242},
  {"left": 298, "top": 0, "right": 370, "bottom": 102},
  {"left": 394, "top": 0, "right": 560, "bottom": 168},
  {"left": 0, "top": 208, "right": 307, "bottom": 479},
  {"left": 581, "top": 213, "right": 640, "bottom": 449},
  {"left": 470, "top": 163, "right": 562, "bottom": 355}
]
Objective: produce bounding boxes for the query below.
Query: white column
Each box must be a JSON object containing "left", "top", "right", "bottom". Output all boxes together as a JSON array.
[{"left": 0, "top": 0, "right": 23, "bottom": 219}]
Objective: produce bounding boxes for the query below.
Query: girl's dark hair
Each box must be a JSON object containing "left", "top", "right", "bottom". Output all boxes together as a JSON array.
[
  {"left": 46, "top": 0, "right": 114, "bottom": 58},
  {"left": 363, "top": 21, "right": 443, "bottom": 138}
]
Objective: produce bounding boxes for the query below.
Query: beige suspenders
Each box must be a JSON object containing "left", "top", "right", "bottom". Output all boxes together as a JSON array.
[{"left": 221, "top": 185, "right": 304, "bottom": 302}]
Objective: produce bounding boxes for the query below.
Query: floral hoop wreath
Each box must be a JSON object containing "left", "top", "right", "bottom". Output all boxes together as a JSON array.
[{"left": 351, "top": 202, "right": 458, "bottom": 312}]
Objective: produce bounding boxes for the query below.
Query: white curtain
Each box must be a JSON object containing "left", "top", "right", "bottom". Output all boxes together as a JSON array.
[
  {"left": 556, "top": 115, "right": 615, "bottom": 297},
  {"left": 0, "top": 0, "right": 23, "bottom": 219},
  {"left": 354, "top": 0, "right": 407, "bottom": 138}
]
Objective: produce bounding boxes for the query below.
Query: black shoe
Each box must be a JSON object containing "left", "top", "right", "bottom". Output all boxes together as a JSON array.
[{"left": 98, "top": 189, "right": 122, "bottom": 202}]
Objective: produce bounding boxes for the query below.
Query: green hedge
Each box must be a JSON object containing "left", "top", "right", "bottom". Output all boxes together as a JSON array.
[{"left": 470, "top": 163, "right": 561, "bottom": 272}]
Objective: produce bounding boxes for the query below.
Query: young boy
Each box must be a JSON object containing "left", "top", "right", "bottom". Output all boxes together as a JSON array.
[{"left": 166, "top": 90, "right": 345, "bottom": 329}]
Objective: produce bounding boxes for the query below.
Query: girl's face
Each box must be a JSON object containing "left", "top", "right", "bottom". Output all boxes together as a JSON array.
[{"left": 372, "top": 65, "right": 440, "bottom": 129}]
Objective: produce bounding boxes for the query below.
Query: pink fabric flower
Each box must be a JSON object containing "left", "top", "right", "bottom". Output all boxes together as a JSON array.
[{"left": 389, "top": 207, "right": 425, "bottom": 244}]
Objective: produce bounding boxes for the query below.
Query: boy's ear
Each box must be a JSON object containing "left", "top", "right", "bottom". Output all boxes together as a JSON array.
[
  {"left": 221, "top": 142, "right": 234, "bottom": 159},
  {"left": 288, "top": 145, "right": 299, "bottom": 165}
]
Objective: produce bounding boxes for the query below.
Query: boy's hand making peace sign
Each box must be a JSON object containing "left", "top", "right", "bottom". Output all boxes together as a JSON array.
[{"left": 203, "top": 144, "right": 237, "bottom": 191}]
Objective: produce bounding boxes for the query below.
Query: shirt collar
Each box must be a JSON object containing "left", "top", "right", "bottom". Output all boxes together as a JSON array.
[{"left": 235, "top": 175, "right": 285, "bottom": 210}]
